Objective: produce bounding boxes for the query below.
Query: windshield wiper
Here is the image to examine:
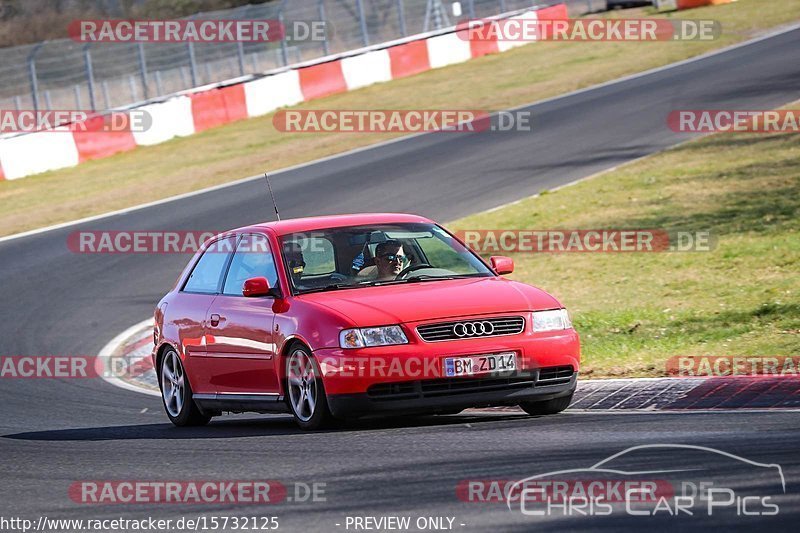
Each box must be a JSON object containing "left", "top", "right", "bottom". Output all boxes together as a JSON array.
[
  {"left": 298, "top": 283, "right": 360, "bottom": 294},
  {"left": 303, "top": 274, "right": 482, "bottom": 292},
  {"left": 404, "top": 275, "right": 458, "bottom": 282},
  {"left": 366, "top": 274, "right": 473, "bottom": 287}
]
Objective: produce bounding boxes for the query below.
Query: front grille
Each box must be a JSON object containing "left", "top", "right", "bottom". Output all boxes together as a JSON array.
[
  {"left": 416, "top": 316, "right": 525, "bottom": 342},
  {"left": 366, "top": 365, "right": 575, "bottom": 401}
]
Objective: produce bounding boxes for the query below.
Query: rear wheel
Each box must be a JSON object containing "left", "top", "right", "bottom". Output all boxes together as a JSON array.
[
  {"left": 519, "top": 394, "right": 573, "bottom": 416},
  {"left": 159, "top": 349, "right": 211, "bottom": 427},
  {"left": 286, "top": 345, "right": 337, "bottom": 430}
]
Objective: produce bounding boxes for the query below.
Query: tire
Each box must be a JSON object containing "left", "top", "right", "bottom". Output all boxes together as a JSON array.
[
  {"left": 285, "top": 344, "right": 337, "bottom": 430},
  {"left": 519, "top": 394, "right": 573, "bottom": 416},
  {"left": 159, "top": 348, "right": 211, "bottom": 427}
]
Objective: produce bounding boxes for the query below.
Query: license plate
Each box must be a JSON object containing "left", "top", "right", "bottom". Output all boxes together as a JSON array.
[{"left": 443, "top": 352, "right": 516, "bottom": 377}]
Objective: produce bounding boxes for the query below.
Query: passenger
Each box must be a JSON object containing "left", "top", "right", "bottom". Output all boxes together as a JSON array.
[{"left": 283, "top": 241, "right": 306, "bottom": 284}]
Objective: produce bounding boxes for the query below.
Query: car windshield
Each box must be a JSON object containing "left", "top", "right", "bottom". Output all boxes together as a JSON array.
[{"left": 280, "top": 222, "right": 493, "bottom": 294}]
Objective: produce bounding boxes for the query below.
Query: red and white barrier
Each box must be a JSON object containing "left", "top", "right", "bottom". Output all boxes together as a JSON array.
[
  {"left": 298, "top": 61, "right": 348, "bottom": 101},
  {"left": 426, "top": 32, "right": 473, "bottom": 69},
  {"left": 497, "top": 10, "right": 539, "bottom": 52},
  {"left": 342, "top": 50, "right": 393, "bottom": 90},
  {"left": 132, "top": 96, "right": 195, "bottom": 146},
  {"left": 0, "top": 129, "right": 79, "bottom": 180},
  {"left": 537, "top": 3, "right": 569, "bottom": 20},
  {"left": 657, "top": 0, "right": 735, "bottom": 10},
  {"left": 190, "top": 84, "right": 249, "bottom": 132},
  {"left": 388, "top": 40, "right": 431, "bottom": 79},
  {"left": 466, "top": 24, "right": 500, "bottom": 58},
  {"left": 243, "top": 70, "right": 304, "bottom": 117},
  {"left": 0, "top": 4, "right": 565, "bottom": 182},
  {"left": 72, "top": 114, "right": 138, "bottom": 162}
]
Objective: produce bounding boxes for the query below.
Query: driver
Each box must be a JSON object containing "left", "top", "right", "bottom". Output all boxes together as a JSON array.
[{"left": 373, "top": 240, "right": 406, "bottom": 280}]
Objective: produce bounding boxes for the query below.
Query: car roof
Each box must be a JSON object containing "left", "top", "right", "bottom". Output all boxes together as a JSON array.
[{"left": 233, "top": 213, "right": 433, "bottom": 237}]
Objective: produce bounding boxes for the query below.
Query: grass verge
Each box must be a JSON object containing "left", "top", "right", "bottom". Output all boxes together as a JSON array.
[
  {"left": 450, "top": 121, "right": 800, "bottom": 377},
  {"left": 2, "top": 0, "right": 800, "bottom": 236}
]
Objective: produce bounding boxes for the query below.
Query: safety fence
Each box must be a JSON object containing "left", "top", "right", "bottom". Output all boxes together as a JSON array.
[{"left": 0, "top": 0, "right": 573, "bottom": 114}]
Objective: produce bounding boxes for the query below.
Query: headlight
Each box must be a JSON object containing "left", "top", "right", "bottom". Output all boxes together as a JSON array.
[
  {"left": 532, "top": 309, "right": 571, "bottom": 332},
  {"left": 339, "top": 326, "right": 409, "bottom": 348}
]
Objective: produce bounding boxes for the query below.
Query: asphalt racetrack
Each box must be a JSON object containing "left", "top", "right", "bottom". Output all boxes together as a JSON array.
[{"left": 1, "top": 26, "right": 799, "bottom": 532}]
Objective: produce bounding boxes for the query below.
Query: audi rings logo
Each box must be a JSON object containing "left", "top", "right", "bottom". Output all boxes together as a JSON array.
[{"left": 453, "top": 321, "right": 496, "bottom": 338}]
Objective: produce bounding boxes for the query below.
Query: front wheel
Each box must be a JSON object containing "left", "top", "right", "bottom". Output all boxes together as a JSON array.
[
  {"left": 286, "top": 345, "right": 337, "bottom": 430},
  {"left": 519, "top": 394, "right": 573, "bottom": 416},
  {"left": 159, "top": 349, "right": 211, "bottom": 427}
]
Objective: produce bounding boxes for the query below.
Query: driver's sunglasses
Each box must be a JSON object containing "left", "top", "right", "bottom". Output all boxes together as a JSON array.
[{"left": 379, "top": 253, "right": 405, "bottom": 262}]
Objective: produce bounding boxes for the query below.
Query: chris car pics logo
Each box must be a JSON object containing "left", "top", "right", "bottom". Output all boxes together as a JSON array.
[{"left": 505, "top": 444, "right": 784, "bottom": 518}]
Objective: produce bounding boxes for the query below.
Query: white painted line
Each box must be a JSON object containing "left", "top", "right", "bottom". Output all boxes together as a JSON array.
[
  {"left": 609, "top": 379, "right": 679, "bottom": 409},
  {"left": 97, "top": 317, "right": 160, "bottom": 397},
  {"left": 584, "top": 381, "right": 636, "bottom": 410},
  {"left": 563, "top": 408, "right": 800, "bottom": 415},
  {"left": 2, "top": 23, "right": 799, "bottom": 245},
  {"left": 467, "top": 407, "right": 800, "bottom": 415}
]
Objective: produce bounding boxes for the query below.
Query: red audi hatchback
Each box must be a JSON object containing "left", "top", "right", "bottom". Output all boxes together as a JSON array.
[{"left": 152, "top": 213, "right": 579, "bottom": 429}]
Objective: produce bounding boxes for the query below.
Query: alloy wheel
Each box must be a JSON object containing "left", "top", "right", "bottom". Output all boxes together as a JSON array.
[
  {"left": 287, "top": 349, "right": 318, "bottom": 422},
  {"left": 161, "top": 350, "right": 185, "bottom": 417}
]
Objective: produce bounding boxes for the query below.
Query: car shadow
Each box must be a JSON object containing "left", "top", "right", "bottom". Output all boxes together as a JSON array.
[{"left": 1, "top": 410, "right": 532, "bottom": 441}]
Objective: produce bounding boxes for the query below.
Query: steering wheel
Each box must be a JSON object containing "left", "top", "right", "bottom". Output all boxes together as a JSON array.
[{"left": 396, "top": 263, "right": 433, "bottom": 279}]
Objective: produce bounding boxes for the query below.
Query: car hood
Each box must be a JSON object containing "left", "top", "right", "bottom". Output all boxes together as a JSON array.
[{"left": 298, "top": 277, "right": 561, "bottom": 326}]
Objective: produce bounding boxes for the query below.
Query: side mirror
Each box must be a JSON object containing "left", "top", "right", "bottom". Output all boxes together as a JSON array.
[
  {"left": 243, "top": 277, "right": 272, "bottom": 297},
  {"left": 490, "top": 256, "right": 514, "bottom": 275}
]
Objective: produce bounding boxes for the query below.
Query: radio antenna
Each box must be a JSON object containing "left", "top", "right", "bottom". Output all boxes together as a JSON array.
[{"left": 264, "top": 173, "right": 281, "bottom": 221}]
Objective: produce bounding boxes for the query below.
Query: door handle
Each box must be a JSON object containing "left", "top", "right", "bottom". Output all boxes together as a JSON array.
[{"left": 209, "top": 314, "right": 221, "bottom": 327}]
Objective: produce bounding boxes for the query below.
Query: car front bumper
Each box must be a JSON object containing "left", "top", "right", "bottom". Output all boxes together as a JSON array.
[
  {"left": 326, "top": 368, "right": 577, "bottom": 418},
  {"left": 314, "top": 328, "right": 580, "bottom": 394}
]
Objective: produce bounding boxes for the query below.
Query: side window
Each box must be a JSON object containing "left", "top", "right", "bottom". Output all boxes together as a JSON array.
[
  {"left": 292, "top": 235, "right": 336, "bottom": 276},
  {"left": 222, "top": 234, "right": 279, "bottom": 296},
  {"left": 182, "top": 236, "right": 237, "bottom": 294}
]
